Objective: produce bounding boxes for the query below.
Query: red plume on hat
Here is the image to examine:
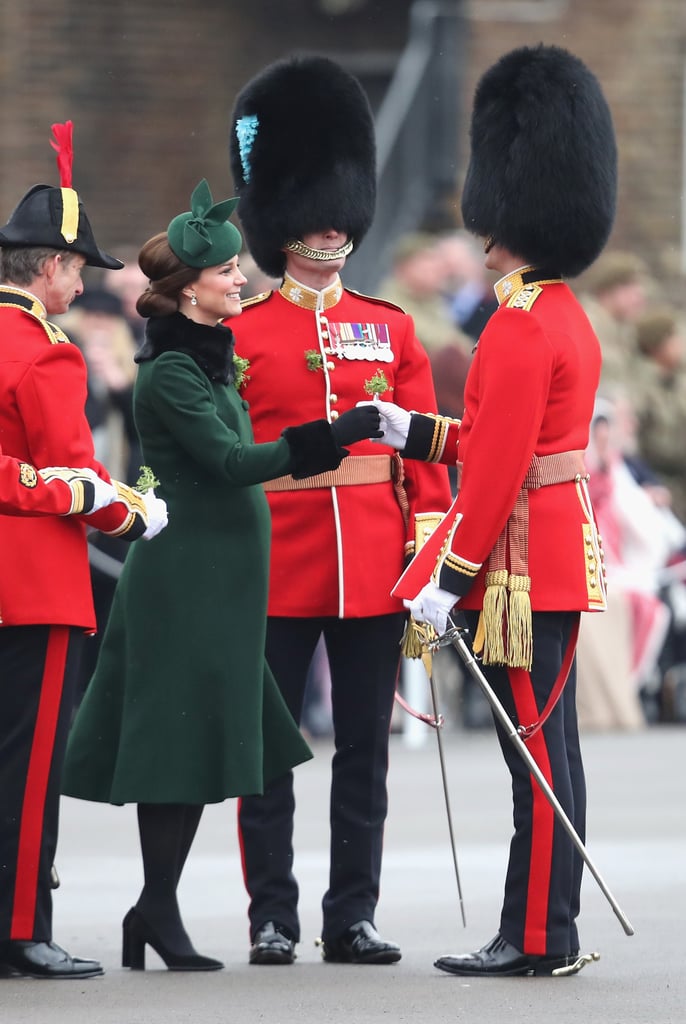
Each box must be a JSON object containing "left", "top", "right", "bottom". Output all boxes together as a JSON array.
[
  {"left": 0, "top": 120, "right": 122, "bottom": 270},
  {"left": 50, "top": 120, "right": 74, "bottom": 188}
]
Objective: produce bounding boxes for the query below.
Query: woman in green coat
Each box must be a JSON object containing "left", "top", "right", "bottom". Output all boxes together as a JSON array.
[{"left": 62, "top": 181, "right": 380, "bottom": 972}]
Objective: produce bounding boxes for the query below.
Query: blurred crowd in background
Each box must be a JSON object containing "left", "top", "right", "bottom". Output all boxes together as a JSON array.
[{"left": 62, "top": 231, "right": 686, "bottom": 742}]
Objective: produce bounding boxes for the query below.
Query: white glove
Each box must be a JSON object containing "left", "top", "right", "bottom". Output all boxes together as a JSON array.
[
  {"left": 78, "top": 468, "right": 119, "bottom": 513},
  {"left": 141, "top": 490, "right": 168, "bottom": 540},
  {"left": 404, "top": 580, "right": 459, "bottom": 635},
  {"left": 355, "top": 397, "right": 411, "bottom": 449},
  {"left": 38, "top": 466, "right": 118, "bottom": 515}
]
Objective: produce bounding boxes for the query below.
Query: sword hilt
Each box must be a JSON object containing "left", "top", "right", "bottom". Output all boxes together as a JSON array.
[{"left": 428, "top": 623, "right": 468, "bottom": 652}]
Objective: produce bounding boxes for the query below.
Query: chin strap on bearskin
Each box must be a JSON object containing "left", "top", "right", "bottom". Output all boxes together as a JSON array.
[{"left": 283, "top": 239, "right": 354, "bottom": 261}]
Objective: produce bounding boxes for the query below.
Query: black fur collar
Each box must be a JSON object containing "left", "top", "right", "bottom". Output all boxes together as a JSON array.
[{"left": 135, "top": 312, "right": 236, "bottom": 385}]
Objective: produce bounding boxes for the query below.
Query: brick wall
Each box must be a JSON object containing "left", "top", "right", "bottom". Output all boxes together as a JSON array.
[
  {"left": 1, "top": 0, "right": 685, "bottom": 288},
  {"left": 0, "top": 0, "right": 412, "bottom": 257},
  {"left": 465, "top": 0, "right": 686, "bottom": 288}
]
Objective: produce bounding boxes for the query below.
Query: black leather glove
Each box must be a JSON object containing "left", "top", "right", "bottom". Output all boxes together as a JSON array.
[{"left": 330, "top": 405, "right": 383, "bottom": 447}]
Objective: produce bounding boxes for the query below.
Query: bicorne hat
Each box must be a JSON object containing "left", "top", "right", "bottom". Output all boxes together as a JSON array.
[
  {"left": 229, "top": 54, "right": 376, "bottom": 278},
  {"left": 0, "top": 122, "right": 122, "bottom": 270},
  {"left": 460, "top": 45, "right": 617, "bottom": 278}
]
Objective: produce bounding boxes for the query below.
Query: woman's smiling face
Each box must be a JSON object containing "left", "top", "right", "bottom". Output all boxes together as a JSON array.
[{"left": 187, "top": 256, "right": 248, "bottom": 324}]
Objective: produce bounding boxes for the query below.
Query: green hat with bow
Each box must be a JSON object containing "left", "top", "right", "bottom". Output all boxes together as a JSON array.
[{"left": 167, "top": 179, "right": 242, "bottom": 268}]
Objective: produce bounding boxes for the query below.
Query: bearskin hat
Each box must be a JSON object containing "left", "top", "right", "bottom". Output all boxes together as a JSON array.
[
  {"left": 229, "top": 55, "right": 376, "bottom": 278},
  {"left": 460, "top": 45, "right": 617, "bottom": 278}
]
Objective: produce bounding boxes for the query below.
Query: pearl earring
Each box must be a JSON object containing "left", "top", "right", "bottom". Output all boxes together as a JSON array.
[{"left": 190, "top": 294, "right": 197, "bottom": 306}]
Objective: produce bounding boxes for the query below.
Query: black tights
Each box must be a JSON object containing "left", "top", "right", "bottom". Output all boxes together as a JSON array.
[{"left": 135, "top": 803, "right": 204, "bottom": 955}]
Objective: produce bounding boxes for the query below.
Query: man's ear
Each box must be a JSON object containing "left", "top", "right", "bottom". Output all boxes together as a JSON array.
[{"left": 41, "top": 253, "right": 61, "bottom": 282}]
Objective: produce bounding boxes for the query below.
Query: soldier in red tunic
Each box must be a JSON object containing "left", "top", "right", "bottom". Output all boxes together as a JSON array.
[
  {"left": 369, "top": 46, "right": 618, "bottom": 976},
  {"left": 227, "top": 56, "right": 452, "bottom": 965},
  {"left": 0, "top": 123, "right": 167, "bottom": 979}
]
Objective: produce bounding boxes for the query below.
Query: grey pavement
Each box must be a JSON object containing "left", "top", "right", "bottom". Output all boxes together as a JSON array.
[{"left": 2, "top": 720, "right": 684, "bottom": 1024}]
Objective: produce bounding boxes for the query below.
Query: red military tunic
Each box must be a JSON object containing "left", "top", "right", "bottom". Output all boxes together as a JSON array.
[
  {"left": 395, "top": 265, "right": 607, "bottom": 956},
  {"left": 0, "top": 288, "right": 143, "bottom": 629},
  {"left": 229, "top": 273, "right": 452, "bottom": 618},
  {"left": 395, "top": 267, "right": 607, "bottom": 634}
]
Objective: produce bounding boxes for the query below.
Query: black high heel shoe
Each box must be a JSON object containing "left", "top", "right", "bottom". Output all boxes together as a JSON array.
[{"left": 121, "top": 907, "right": 224, "bottom": 971}]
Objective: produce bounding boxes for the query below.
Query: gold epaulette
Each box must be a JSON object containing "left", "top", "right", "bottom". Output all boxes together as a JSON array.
[
  {"left": 343, "top": 288, "right": 407, "bottom": 314},
  {"left": 505, "top": 284, "right": 544, "bottom": 312},
  {"left": 241, "top": 291, "right": 273, "bottom": 310},
  {"left": 43, "top": 320, "right": 71, "bottom": 344}
]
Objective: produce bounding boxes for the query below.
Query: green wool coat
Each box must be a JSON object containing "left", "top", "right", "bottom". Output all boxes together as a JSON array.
[{"left": 62, "top": 314, "right": 312, "bottom": 804}]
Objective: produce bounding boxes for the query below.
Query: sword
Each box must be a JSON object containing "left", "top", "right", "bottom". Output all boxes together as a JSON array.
[
  {"left": 432, "top": 618, "right": 635, "bottom": 938},
  {"left": 425, "top": 657, "right": 467, "bottom": 927},
  {"left": 396, "top": 647, "right": 467, "bottom": 926}
]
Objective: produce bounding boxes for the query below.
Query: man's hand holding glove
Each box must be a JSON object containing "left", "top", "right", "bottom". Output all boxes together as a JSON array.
[
  {"left": 355, "top": 398, "right": 411, "bottom": 450},
  {"left": 405, "top": 580, "right": 460, "bottom": 635}
]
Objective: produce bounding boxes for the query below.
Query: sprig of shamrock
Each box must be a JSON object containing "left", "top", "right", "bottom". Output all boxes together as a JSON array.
[
  {"left": 135, "top": 465, "right": 160, "bottom": 493},
  {"left": 305, "top": 350, "right": 323, "bottom": 372},
  {"left": 364, "top": 369, "right": 393, "bottom": 397},
  {"left": 233, "top": 354, "right": 251, "bottom": 389}
]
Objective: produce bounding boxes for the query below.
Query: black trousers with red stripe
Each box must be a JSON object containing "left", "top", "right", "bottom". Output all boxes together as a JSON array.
[
  {"left": 0, "top": 625, "right": 82, "bottom": 942},
  {"left": 463, "top": 609, "right": 585, "bottom": 957},
  {"left": 238, "top": 613, "right": 405, "bottom": 944}
]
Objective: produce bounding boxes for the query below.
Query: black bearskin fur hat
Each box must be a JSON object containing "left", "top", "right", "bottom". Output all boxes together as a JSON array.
[
  {"left": 461, "top": 45, "right": 617, "bottom": 278},
  {"left": 229, "top": 54, "right": 376, "bottom": 278}
]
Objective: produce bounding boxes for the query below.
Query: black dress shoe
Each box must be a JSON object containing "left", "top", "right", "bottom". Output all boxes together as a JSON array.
[
  {"left": 249, "top": 921, "right": 296, "bottom": 965},
  {"left": 434, "top": 933, "right": 570, "bottom": 977},
  {"left": 0, "top": 940, "right": 104, "bottom": 979},
  {"left": 321, "top": 921, "right": 401, "bottom": 965}
]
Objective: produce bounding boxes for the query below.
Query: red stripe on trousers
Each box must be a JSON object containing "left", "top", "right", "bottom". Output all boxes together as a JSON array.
[
  {"left": 236, "top": 797, "right": 249, "bottom": 885},
  {"left": 11, "top": 626, "right": 69, "bottom": 938},
  {"left": 508, "top": 665, "right": 555, "bottom": 954}
]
